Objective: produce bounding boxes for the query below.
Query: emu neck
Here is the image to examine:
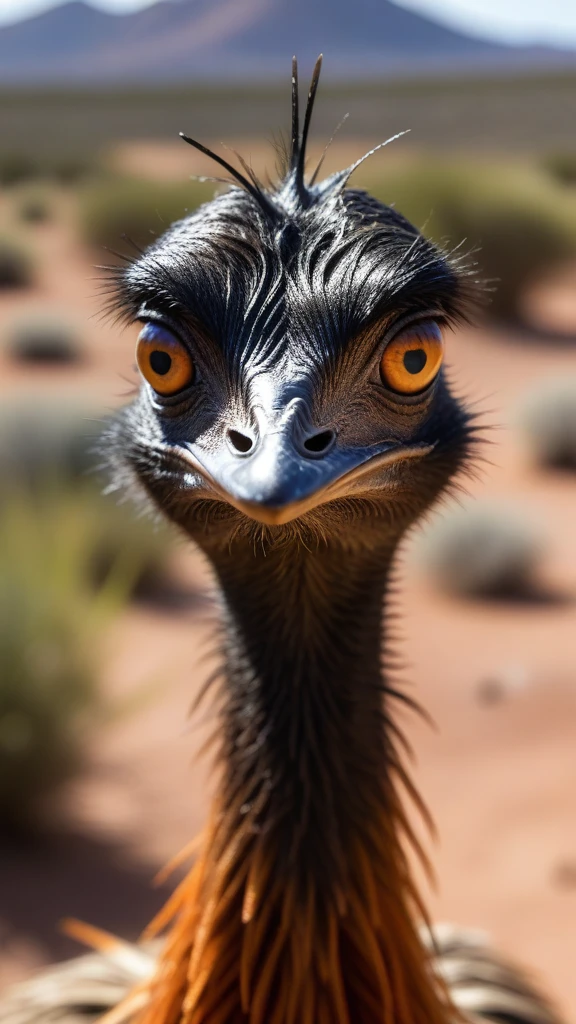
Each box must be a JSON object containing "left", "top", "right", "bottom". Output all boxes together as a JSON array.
[
  {"left": 218, "top": 538, "right": 390, "bottom": 697},
  {"left": 141, "top": 533, "right": 453, "bottom": 1024},
  {"left": 213, "top": 539, "right": 395, "bottom": 883}
]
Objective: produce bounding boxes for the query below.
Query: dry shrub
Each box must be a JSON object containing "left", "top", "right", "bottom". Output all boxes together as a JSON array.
[
  {"left": 0, "top": 402, "right": 98, "bottom": 485},
  {"left": 0, "top": 154, "right": 38, "bottom": 186},
  {"left": 543, "top": 153, "right": 576, "bottom": 188},
  {"left": 0, "top": 152, "right": 98, "bottom": 187},
  {"left": 413, "top": 502, "right": 544, "bottom": 598},
  {"left": 0, "top": 404, "right": 179, "bottom": 830},
  {"left": 0, "top": 491, "right": 120, "bottom": 831},
  {"left": 0, "top": 238, "right": 32, "bottom": 289},
  {"left": 516, "top": 378, "right": 576, "bottom": 471},
  {"left": 0, "top": 402, "right": 176, "bottom": 600},
  {"left": 18, "top": 191, "right": 51, "bottom": 223},
  {"left": 6, "top": 314, "right": 82, "bottom": 365},
  {"left": 366, "top": 162, "right": 576, "bottom": 323},
  {"left": 79, "top": 177, "right": 214, "bottom": 253}
]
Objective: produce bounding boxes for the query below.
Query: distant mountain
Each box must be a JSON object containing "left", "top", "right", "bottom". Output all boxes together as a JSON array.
[{"left": 0, "top": 0, "right": 573, "bottom": 83}]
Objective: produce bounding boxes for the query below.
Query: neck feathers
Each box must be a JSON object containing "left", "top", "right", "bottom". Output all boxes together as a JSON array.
[
  {"left": 133, "top": 536, "right": 456, "bottom": 1024},
  {"left": 138, "top": 781, "right": 452, "bottom": 1024}
]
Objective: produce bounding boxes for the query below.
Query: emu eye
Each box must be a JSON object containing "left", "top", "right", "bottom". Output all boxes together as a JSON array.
[
  {"left": 136, "top": 323, "right": 194, "bottom": 396},
  {"left": 380, "top": 320, "right": 444, "bottom": 395}
]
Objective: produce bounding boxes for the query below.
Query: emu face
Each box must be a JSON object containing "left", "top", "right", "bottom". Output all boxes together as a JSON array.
[
  {"left": 109, "top": 56, "right": 474, "bottom": 551},
  {"left": 111, "top": 180, "right": 472, "bottom": 549}
]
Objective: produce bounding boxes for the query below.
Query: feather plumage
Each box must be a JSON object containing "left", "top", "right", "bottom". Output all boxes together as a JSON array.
[{"left": 0, "top": 929, "right": 562, "bottom": 1024}]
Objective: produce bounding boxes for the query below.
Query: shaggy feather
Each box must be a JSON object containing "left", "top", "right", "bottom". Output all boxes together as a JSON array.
[{"left": 0, "top": 929, "right": 562, "bottom": 1024}]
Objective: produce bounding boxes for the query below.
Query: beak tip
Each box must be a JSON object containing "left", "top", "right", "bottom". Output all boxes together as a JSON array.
[{"left": 231, "top": 498, "right": 296, "bottom": 526}]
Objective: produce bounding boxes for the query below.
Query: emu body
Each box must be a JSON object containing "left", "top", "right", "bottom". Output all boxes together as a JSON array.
[{"left": 0, "top": 59, "right": 563, "bottom": 1024}]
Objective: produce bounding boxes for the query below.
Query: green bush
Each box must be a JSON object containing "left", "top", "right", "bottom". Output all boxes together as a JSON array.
[
  {"left": 5, "top": 314, "right": 82, "bottom": 365},
  {"left": 0, "top": 491, "right": 122, "bottom": 830},
  {"left": 85, "top": 494, "right": 176, "bottom": 600},
  {"left": 365, "top": 162, "right": 576, "bottom": 323},
  {"left": 413, "top": 502, "right": 544, "bottom": 598},
  {"left": 0, "top": 402, "right": 99, "bottom": 487},
  {"left": 0, "top": 154, "right": 38, "bottom": 186},
  {"left": 0, "top": 402, "right": 176, "bottom": 600},
  {"left": 543, "top": 153, "right": 576, "bottom": 187},
  {"left": 50, "top": 156, "right": 97, "bottom": 186},
  {"left": 516, "top": 378, "right": 576, "bottom": 470},
  {"left": 0, "top": 238, "right": 32, "bottom": 289},
  {"left": 0, "top": 403, "right": 182, "bottom": 829},
  {"left": 0, "top": 153, "right": 99, "bottom": 187},
  {"left": 80, "top": 177, "right": 215, "bottom": 253}
]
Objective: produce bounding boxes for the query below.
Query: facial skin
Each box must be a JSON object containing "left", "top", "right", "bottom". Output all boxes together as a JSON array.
[{"left": 108, "top": 180, "right": 474, "bottom": 550}]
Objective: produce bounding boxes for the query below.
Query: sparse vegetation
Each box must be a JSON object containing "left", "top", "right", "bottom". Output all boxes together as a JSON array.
[
  {"left": 0, "top": 402, "right": 177, "bottom": 600},
  {"left": 0, "top": 403, "right": 180, "bottom": 829},
  {"left": 0, "top": 152, "right": 99, "bottom": 187},
  {"left": 18, "top": 191, "right": 51, "bottom": 223},
  {"left": 543, "top": 153, "right": 576, "bottom": 187},
  {"left": 86, "top": 494, "right": 176, "bottom": 601},
  {"left": 87, "top": 493, "right": 176, "bottom": 603},
  {"left": 0, "top": 238, "right": 32, "bottom": 289},
  {"left": 0, "top": 153, "right": 38, "bottom": 186},
  {"left": 516, "top": 378, "right": 576, "bottom": 470},
  {"left": 0, "top": 490, "right": 119, "bottom": 831},
  {"left": 50, "top": 156, "right": 97, "bottom": 186},
  {"left": 367, "top": 162, "right": 576, "bottom": 323},
  {"left": 413, "top": 502, "right": 544, "bottom": 598},
  {"left": 5, "top": 314, "right": 82, "bottom": 365},
  {"left": 80, "top": 177, "right": 214, "bottom": 253},
  {"left": 0, "top": 402, "right": 99, "bottom": 486},
  {"left": 1, "top": 72, "right": 576, "bottom": 162}
]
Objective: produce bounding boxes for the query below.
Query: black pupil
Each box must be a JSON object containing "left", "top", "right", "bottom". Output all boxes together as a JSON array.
[
  {"left": 403, "top": 348, "right": 427, "bottom": 375},
  {"left": 150, "top": 350, "right": 172, "bottom": 375}
]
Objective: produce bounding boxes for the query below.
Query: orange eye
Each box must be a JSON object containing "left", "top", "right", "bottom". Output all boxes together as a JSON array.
[
  {"left": 136, "top": 323, "right": 194, "bottom": 396},
  {"left": 380, "top": 320, "right": 444, "bottom": 395}
]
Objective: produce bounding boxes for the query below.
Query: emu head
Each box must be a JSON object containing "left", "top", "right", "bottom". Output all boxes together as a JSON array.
[{"left": 109, "top": 58, "right": 476, "bottom": 554}]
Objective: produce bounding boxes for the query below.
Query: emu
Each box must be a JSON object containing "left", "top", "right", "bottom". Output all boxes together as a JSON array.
[{"left": 0, "top": 58, "right": 563, "bottom": 1024}]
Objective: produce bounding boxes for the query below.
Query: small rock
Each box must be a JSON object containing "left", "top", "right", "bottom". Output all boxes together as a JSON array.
[
  {"left": 476, "top": 664, "right": 529, "bottom": 706},
  {"left": 552, "top": 860, "right": 576, "bottom": 889},
  {"left": 476, "top": 678, "right": 506, "bottom": 705}
]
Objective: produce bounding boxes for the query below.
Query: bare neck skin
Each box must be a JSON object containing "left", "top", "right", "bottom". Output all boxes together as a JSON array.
[{"left": 136, "top": 525, "right": 455, "bottom": 1024}]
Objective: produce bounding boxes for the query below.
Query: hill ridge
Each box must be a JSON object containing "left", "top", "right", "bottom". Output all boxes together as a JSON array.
[{"left": 0, "top": 0, "right": 573, "bottom": 82}]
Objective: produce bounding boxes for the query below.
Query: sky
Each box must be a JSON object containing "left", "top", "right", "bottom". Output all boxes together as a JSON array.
[{"left": 1, "top": 0, "right": 576, "bottom": 48}]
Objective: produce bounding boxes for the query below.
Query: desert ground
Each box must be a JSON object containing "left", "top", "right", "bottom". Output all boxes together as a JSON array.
[{"left": 0, "top": 165, "right": 575, "bottom": 1021}]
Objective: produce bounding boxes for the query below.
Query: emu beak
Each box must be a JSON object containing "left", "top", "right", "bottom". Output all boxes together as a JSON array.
[{"left": 172, "top": 431, "right": 434, "bottom": 527}]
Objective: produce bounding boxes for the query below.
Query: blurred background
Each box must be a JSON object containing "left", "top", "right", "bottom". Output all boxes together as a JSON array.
[{"left": 0, "top": 0, "right": 575, "bottom": 1016}]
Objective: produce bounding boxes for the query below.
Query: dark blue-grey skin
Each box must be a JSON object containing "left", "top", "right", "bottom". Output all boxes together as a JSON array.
[{"left": 0, "top": 58, "right": 563, "bottom": 1024}]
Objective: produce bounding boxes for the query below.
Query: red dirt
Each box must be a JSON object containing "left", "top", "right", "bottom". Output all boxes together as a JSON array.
[{"left": 0, "top": 187, "right": 575, "bottom": 1020}]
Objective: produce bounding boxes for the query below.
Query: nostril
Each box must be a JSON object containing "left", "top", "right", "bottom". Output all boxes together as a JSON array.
[
  {"left": 303, "top": 430, "right": 335, "bottom": 454},
  {"left": 228, "top": 429, "right": 254, "bottom": 454}
]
